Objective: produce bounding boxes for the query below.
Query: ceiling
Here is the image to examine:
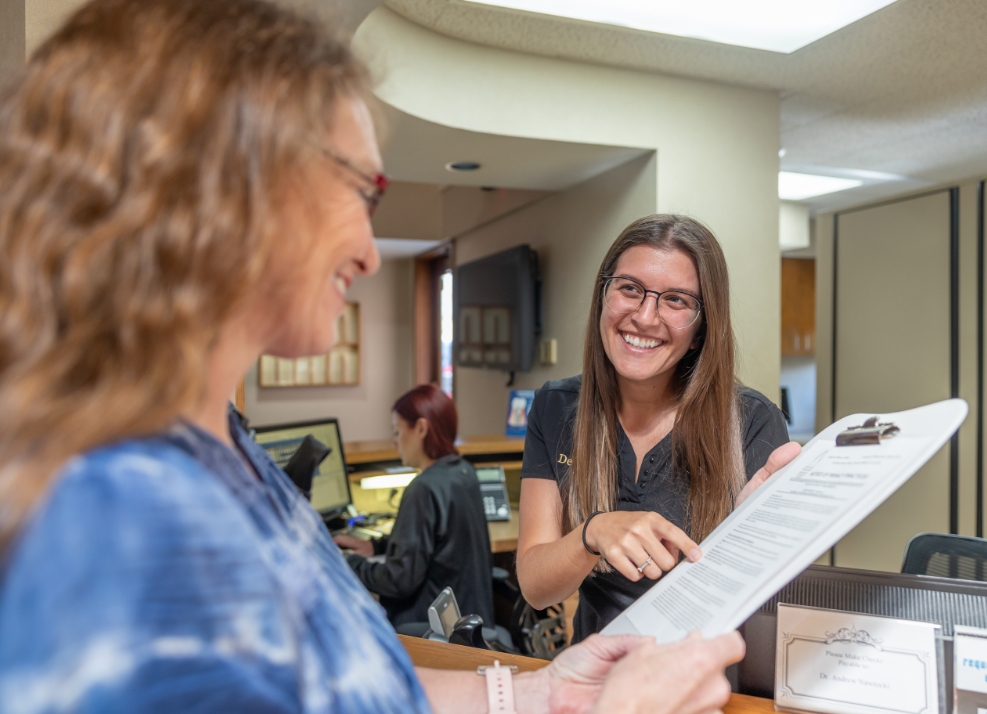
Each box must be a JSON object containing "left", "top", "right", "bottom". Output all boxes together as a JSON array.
[
  {"left": 384, "top": 0, "right": 987, "bottom": 213},
  {"left": 17, "top": 0, "right": 987, "bottom": 214},
  {"left": 379, "top": 106, "right": 648, "bottom": 191},
  {"left": 375, "top": 237, "right": 441, "bottom": 258}
]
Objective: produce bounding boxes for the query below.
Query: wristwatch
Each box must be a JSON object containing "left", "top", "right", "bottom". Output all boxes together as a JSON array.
[{"left": 477, "top": 660, "right": 518, "bottom": 713}]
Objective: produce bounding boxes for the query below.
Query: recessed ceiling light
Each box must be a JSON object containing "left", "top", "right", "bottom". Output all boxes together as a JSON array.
[
  {"left": 462, "top": 0, "right": 898, "bottom": 54},
  {"left": 779, "top": 171, "right": 863, "bottom": 201},
  {"left": 446, "top": 161, "right": 482, "bottom": 172}
]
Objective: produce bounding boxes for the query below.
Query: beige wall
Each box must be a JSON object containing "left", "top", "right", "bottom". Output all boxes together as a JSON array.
[
  {"left": 0, "top": 0, "right": 25, "bottom": 85},
  {"left": 454, "top": 154, "right": 657, "bottom": 435},
  {"left": 832, "top": 192, "right": 952, "bottom": 572},
  {"left": 24, "top": 0, "right": 80, "bottom": 55},
  {"left": 816, "top": 180, "right": 985, "bottom": 571},
  {"left": 355, "top": 7, "right": 783, "bottom": 401},
  {"left": 243, "top": 258, "right": 415, "bottom": 440}
]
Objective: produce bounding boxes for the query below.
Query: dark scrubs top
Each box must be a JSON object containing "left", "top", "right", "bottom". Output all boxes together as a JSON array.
[
  {"left": 521, "top": 375, "right": 789, "bottom": 643},
  {"left": 348, "top": 454, "right": 495, "bottom": 629}
]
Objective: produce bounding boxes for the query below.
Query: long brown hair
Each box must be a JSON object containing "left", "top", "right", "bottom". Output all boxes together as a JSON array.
[
  {"left": 563, "top": 215, "right": 744, "bottom": 544},
  {"left": 0, "top": 0, "right": 368, "bottom": 552}
]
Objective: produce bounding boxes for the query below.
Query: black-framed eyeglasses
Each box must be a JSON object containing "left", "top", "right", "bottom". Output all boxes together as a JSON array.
[
  {"left": 322, "top": 146, "right": 390, "bottom": 216},
  {"left": 601, "top": 275, "right": 703, "bottom": 329}
]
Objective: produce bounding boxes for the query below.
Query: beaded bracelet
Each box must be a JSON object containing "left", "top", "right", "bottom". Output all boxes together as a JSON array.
[{"left": 582, "top": 510, "right": 604, "bottom": 556}]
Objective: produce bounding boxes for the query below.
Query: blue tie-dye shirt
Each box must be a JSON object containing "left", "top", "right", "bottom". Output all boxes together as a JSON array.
[{"left": 0, "top": 410, "right": 432, "bottom": 714}]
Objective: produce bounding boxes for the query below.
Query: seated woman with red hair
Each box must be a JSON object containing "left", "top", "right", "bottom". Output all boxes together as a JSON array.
[{"left": 334, "top": 385, "right": 494, "bottom": 631}]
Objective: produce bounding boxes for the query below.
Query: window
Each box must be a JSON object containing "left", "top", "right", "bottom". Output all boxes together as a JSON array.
[{"left": 439, "top": 270, "right": 454, "bottom": 397}]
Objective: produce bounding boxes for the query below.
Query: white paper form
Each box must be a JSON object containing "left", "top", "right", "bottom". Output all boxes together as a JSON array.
[{"left": 602, "top": 399, "right": 968, "bottom": 643}]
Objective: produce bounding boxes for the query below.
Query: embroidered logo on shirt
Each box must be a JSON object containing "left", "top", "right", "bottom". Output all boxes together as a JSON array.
[{"left": 557, "top": 453, "right": 572, "bottom": 466}]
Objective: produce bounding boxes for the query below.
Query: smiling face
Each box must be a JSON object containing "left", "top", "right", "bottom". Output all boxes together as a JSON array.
[
  {"left": 258, "top": 95, "right": 382, "bottom": 358},
  {"left": 599, "top": 244, "right": 703, "bottom": 391}
]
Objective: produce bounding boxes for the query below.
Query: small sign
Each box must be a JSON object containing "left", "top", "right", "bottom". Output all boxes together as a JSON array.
[
  {"left": 954, "top": 625, "right": 987, "bottom": 713},
  {"left": 776, "top": 604, "right": 940, "bottom": 714},
  {"left": 505, "top": 390, "right": 535, "bottom": 437}
]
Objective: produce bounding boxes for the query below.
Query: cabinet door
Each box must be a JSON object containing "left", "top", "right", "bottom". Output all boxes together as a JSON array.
[
  {"left": 833, "top": 191, "right": 952, "bottom": 571},
  {"left": 781, "top": 258, "right": 815, "bottom": 356}
]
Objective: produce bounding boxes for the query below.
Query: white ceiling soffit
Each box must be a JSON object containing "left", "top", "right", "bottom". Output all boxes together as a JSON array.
[
  {"left": 375, "top": 237, "right": 442, "bottom": 259},
  {"left": 379, "top": 106, "right": 649, "bottom": 191},
  {"left": 384, "top": 0, "right": 987, "bottom": 212},
  {"left": 460, "top": 0, "right": 898, "bottom": 54}
]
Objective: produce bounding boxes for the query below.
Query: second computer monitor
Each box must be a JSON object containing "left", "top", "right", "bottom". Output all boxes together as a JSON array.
[{"left": 253, "top": 418, "right": 351, "bottom": 518}]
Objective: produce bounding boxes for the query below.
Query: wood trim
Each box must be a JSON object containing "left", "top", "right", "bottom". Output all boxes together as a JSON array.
[
  {"left": 414, "top": 258, "right": 437, "bottom": 385},
  {"left": 414, "top": 249, "right": 451, "bottom": 386},
  {"left": 398, "top": 634, "right": 547, "bottom": 672},
  {"left": 724, "top": 695, "right": 775, "bottom": 714},
  {"left": 345, "top": 435, "right": 525, "bottom": 465}
]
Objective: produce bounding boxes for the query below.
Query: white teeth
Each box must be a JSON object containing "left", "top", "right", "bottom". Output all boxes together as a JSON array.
[
  {"left": 621, "top": 332, "right": 661, "bottom": 349},
  {"left": 333, "top": 276, "right": 347, "bottom": 297}
]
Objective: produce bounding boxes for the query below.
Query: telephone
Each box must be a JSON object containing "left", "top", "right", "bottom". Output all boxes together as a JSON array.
[{"left": 475, "top": 466, "right": 511, "bottom": 522}]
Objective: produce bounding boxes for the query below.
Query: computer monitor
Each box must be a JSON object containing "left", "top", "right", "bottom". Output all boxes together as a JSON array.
[{"left": 253, "top": 418, "right": 352, "bottom": 519}]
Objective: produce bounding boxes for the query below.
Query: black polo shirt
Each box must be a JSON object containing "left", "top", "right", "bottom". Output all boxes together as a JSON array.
[
  {"left": 521, "top": 375, "right": 789, "bottom": 643},
  {"left": 347, "top": 454, "right": 494, "bottom": 629}
]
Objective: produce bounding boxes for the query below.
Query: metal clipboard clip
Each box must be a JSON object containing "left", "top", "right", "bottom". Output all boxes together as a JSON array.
[{"left": 835, "top": 417, "right": 901, "bottom": 446}]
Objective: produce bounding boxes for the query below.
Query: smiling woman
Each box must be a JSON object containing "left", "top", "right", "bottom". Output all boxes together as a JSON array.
[
  {"left": 516, "top": 214, "right": 798, "bottom": 643},
  {"left": 0, "top": 3, "right": 748, "bottom": 712}
]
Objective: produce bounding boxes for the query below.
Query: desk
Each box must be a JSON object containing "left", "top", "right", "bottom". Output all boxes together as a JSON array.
[
  {"left": 345, "top": 434, "right": 525, "bottom": 467},
  {"left": 398, "top": 635, "right": 774, "bottom": 713},
  {"left": 488, "top": 507, "right": 519, "bottom": 553},
  {"left": 346, "top": 507, "right": 520, "bottom": 555}
]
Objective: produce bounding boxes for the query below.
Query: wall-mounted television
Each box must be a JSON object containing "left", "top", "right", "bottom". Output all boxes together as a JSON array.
[{"left": 454, "top": 244, "right": 539, "bottom": 372}]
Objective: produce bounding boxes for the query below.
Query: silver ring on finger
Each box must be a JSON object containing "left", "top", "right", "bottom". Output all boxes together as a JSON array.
[{"left": 636, "top": 555, "right": 653, "bottom": 573}]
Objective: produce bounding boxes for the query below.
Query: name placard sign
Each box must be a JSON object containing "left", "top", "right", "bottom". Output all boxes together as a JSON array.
[
  {"left": 775, "top": 605, "right": 940, "bottom": 714},
  {"left": 954, "top": 625, "right": 987, "bottom": 714}
]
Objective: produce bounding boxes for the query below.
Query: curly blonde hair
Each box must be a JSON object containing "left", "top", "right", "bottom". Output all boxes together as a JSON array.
[{"left": 0, "top": 0, "right": 368, "bottom": 551}]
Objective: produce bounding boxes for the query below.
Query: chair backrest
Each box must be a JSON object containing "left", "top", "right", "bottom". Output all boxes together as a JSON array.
[{"left": 902, "top": 532, "right": 987, "bottom": 581}]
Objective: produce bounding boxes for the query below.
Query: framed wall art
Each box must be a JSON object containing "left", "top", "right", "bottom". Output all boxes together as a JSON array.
[{"left": 258, "top": 302, "right": 360, "bottom": 387}]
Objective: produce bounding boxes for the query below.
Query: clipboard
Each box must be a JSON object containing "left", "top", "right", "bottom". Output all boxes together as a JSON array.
[{"left": 602, "top": 399, "right": 968, "bottom": 643}]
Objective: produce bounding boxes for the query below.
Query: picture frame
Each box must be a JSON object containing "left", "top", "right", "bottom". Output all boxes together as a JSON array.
[{"left": 258, "top": 302, "right": 360, "bottom": 387}]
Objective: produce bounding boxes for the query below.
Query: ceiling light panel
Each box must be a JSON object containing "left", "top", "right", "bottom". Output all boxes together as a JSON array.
[
  {"left": 462, "top": 0, "right": 898, "bottom": 53},
  {"left": 779, "top": 172, "right": 863, "bottom": 201}
]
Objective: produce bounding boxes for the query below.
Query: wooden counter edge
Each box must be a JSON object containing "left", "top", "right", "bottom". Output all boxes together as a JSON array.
[
  {"left": 397, "top": 634, "right": 546, "bottom": 673},
  {"left": 346, "top": 435, "right": 524, "bottom": 465},
  {"left": 397, "top": 635, "right": 773, "bottom": 713}
]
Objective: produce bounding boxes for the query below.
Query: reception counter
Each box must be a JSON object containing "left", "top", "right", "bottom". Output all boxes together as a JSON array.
[
  {"left": 344, "top": 434, "right": 525, "bottom": 468},
  {"left": 398, "top": 635, "right": 773, "bottom": 712}
]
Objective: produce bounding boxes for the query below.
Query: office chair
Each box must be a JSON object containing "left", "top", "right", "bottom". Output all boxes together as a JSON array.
[
  {"left": 902, "top": 533, "right": 987, "bottom": 581},
  {"left": 493, "top": 567, "right": 567, "bottom": 659}
]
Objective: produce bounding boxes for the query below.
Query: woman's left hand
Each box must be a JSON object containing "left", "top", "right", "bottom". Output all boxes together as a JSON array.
[
  {"left": 736, "top": 441, "right": 802, "bottom": 507},
  {"left": 516, "top": 631, "right": 744, "bottom": 714}
]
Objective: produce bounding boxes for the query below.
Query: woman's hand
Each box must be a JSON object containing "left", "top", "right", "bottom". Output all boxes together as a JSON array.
[
  {"left": 583, "top": 511, "right": 701, "bottom": 582},
  {"left": 736, "top": 441, "right": 802, "bottom": 508},
  {"left": 332, "top": 534, "right": 374, "bottom": 558},
  {"left": 586, "top": 632, "right": 744, "bottom": 714},
  {"left": 514, "top": 631, "right": 744, "bottom": 714}
]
